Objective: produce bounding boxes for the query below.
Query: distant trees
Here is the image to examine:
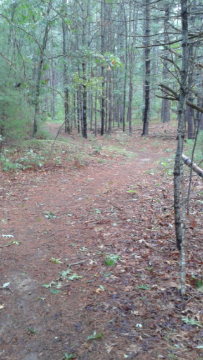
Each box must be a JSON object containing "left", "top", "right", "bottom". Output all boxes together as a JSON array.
[{"left": 1, "top": 0, "right": 203, "bottom": 141}]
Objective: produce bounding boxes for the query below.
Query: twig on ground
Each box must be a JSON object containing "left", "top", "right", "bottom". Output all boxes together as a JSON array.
[
  {"left": 67, "top": 260, "right": 86, "bottom": 268},
  {"left": 110, "top": 203, "right": 123, "bottom": 211},
  {"left": 0, "top": 286, "right": 13, "bottom": 293},
  {"left": 0, "top": 243, "right": 15, "bottom": 248}
]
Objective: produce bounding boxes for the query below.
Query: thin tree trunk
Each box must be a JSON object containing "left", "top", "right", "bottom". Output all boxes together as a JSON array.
[
  {"left": 142, "top": 0, "right": 150, "bottom": 136},
  {"left": 62, "top": 0, "right": 70, "bottom": 134},
  {"left": 173, "top": 0, "right": 188, "bottom": 296},
  {"left": 186, "top": 0, "right": 196, "bottom": 139},
  {"left": 77, "top": 89, "right": 80, "bottom": 133},
  {"left": 82, "top": 61, "right": 87, "bottom": 138},
  {"left": 161, "top": 4, "right": 170, "bottom": 123},
  {"left": 95, "top": 91, "right": 97, "bottom": 137},
  {"left": 89, "top": 93, "right": 93, "bottom": 130},
  {"left": 33, "top": 0, "right": 52, "bottom": 137},
  {"left": 108, "top": 68, "right": 112, "bottom": 133},
  {"left": 105, "top": 75, "right": 108, "bottom": 133},
  {"left": 101, "top": 0, "right": 105, "bottom": 135},
  {"left": 73, "top": 92, "right": 76, "bottom": 128}
]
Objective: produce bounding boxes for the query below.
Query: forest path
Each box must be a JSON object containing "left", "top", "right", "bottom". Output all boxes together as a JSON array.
[{"left": 1, "top": 122, "right": 202, "bottom": 360}]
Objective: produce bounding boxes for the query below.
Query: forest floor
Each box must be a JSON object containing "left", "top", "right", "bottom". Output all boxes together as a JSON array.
[{"left": 1, "top": 122, "right": 203, "bottom": 360}]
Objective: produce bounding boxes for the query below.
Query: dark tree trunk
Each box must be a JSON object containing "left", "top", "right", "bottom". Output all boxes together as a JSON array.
[
  {"left": 62, "top": 0, "right": 70, "bottom": 134},
  {"left": 82, "top": 62, "right": 87, "bottom": 138},
  {"left": 77, "top": 89, "right": 80, "bottom": 133},
  {"left": 186, "top": 0, "right": 196, "bottom": 138},
  {"left": 95, "top": 92, "right": 97, "bottom": 137},
  {"left": 174, "top": 0, "right": 188, "bottom": 251},
  {"left": 142, "top": 0, "right": 150, "bottom": 136},
  {"left": 161, "top": 5, "right": 170, "bottom": 123},
  {"left": 101, "top": 0, "right": 105, "bottom": 135}
]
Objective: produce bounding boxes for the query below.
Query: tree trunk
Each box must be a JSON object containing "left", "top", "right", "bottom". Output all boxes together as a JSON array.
[
  {"left": 77, "top": 89, "right": 80, "bottom": 133},
  {"left": 101, "top": 0, "right": 105, "bottom": 135},
  {"left": 95, "top": 92, "right": 97, "bottom": 137},
  {"left": 62, "top": 0, "right": 70, "bottom": 134},
  {"left": 161, "top": 4, "right": 170, "bottom": 123},
  {"left": 82, "top": 61, "right": 87, "bottom": 138},
  {"left": 186, "top": 1, "right": 196, "bottom": 138},
  {"left": 108, "top": 68, "right": 112, "bottom": 134},
  {"left": 174, "top": 0, "right": 188, "bottom": 253},
  {"left": 142, "top": 0, "right": 150, "bottom": 136},
  {"left": 33, "top": 0, "right": 52, "bottom": 137}
]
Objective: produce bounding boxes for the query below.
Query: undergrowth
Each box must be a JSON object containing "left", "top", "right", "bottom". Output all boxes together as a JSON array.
[{"left": 184, "top": 131, "right": 203, "bottom": 164}]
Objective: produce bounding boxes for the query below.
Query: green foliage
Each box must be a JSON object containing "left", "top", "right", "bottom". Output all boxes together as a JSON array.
[
  {"left": 27, "top": 327, "right": 37, "bottom": 335},
  {"left": 50, "top": 288, "right": 61, "bottom": 294},
  {"left": 185, "top": 131, "right": 203, "bottom": 164},
  {"left": 86, "top": 331, "right": 104, "bottom": 341},
  {"left": 182, "top": 317, "right": 202, "bottom": 327},
  {"left": 43, "top": 281, "right": 56, "bottom": 288},
  {"left": 0, "top": 154, "right": 21, "bottom": 171},
  {"left": 60, "top": 269, "right": 72, "bottom": 278},
  {"left": 68, "top": 273, "right": 83, "bottom": 280},
  {"left": 44, "top": 212, "right": 56, "bottom": 220},
  {"left": 64, "top": 354, "right": 75, "bottom": 359},
  {"left": 0, "top": 148, "right": 48, "bottom": 171},
  {"left": 128, "top": 189, "right": 137, "bottom": 194},
  {"left": 50, "top": 258, "right": 62, "bottom": 264},
  {"left": 35, "top": 126, "right": 53, "bottom": 140},
  {"left": 138, "top": 284, "right": 150, "bottom": 290},
  {"left": 196, "top": 278, "right": 203, "bottom": 289},
  {"left": 105, "top": 254, "right": 120, "bottom": 266}
]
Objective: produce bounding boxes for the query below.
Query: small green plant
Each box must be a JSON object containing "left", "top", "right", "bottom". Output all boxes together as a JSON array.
[
  {"left": 102, "top": 272, "right": 112, "bottom": 277},
  {"left": 0, "top": 154, "right": 21, "bottom": 171},
  {"left": 60, "top": 269, "right": 72, "bottom": 278},
  {"left": 44, "top": 211, "right": 56, "bottom": 220},
  {"left": 68, "top": 273, "right": 83, "bottom": 280},
  {"left": 105, "top": 254, "right": 120, "bottom": 266},
  {"left": 95, "top": 208, "right": 101, "bottom": 214},
  {"left": 128, "top": 189, "right": 137, "bottom": 194},
  {"left": 64, "top": 354, "right": 75, "bottom": 359},
  {"left": 50, "top": 258, "right": 62, "bottom": 264},
  {"left": 86, "top": 331, "right": 104, "bottom": 341},
  {"left": 138, "top": 284, "right": 150, "bottom": 290},
  {"left": 80, "top": 247, "right": 87, "bottom": 252},
  {"left": 182, "top": 317, "right": 202, "bottom": 327},
  {"left": 17, "top": 149, "right": 45, "bottom": 168},
  {"left": 43, "top": 281, "right": 56, "bottom": 288},
  {"left": 97, "top": 158, "right": 105, "bottom": 163},
  {"left": 50, "top": 288, "right": 61, "bottom": 294},
  {"left": 196, "top": 278, "right": 203, "bottom": 289},
  {"left": 146, "top": 266, "right": 154, "bottom": 272},
  {"left": 27, "top": 327, "right": 37, "bottom": 335}
]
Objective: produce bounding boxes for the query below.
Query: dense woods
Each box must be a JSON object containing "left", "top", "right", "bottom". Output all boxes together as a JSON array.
[
  {"left": 1, "top": 0, "right": 203, "bottom": 141},
  {"left": 1, "top": 0, "right": 203, "bottom": 290}
]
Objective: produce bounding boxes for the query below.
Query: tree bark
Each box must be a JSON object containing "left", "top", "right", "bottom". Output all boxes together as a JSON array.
[
  {"left": 101, "top": 0, "right": 105, "bottom": 135},
  {"left": 186, "top": 0, "right": 196, "bottom": 139},
  {"left": 161, "top": 4, "right": 170, "bottom": 123},
  {"left": 182, "top": 154, "right": 203, "bottom": 177},
  {"left": 82, "top": 61, "right": 87, "bottom": 138},
  {"left": 33, "top": 0, "right": 52, "bottom": 137},
  {"left": 142, "top": 0, "right": 150, "bottom": 136},
  {"left": 174, "top": 0, "right": 188, "bottom": 254}
]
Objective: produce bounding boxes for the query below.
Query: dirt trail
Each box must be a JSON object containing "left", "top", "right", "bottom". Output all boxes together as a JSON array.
[{"left": 0, "top": 123, "right": 203, "bottom": 360}]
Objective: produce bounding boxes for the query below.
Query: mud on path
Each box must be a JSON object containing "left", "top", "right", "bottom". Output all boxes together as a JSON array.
[{"left": 0, "top": 123, "right": 203, "bottom": 360}]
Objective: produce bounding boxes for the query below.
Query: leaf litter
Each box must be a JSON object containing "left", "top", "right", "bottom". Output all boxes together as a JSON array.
[{"left": 0, "top": 123, "right": 203, "bottom": 359}]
